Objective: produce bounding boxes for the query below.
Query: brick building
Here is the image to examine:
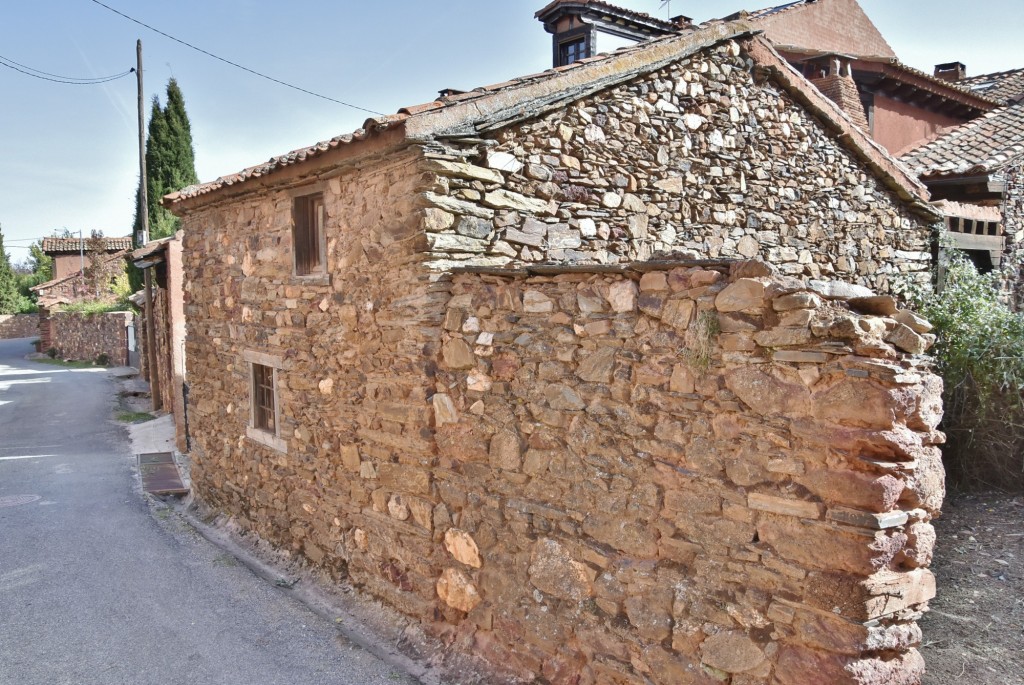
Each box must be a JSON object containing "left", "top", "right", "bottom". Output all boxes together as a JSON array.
[
  {"left": 167, "top": 22, "right": 944, "bottom": 684},
  {"left": 40, "top": 235, "right": 132, "bottom": 281}
]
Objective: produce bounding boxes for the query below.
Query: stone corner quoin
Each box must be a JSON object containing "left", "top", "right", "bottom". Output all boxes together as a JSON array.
[{"left": 175, "top": 35, "right": 944, "bottom": 685}]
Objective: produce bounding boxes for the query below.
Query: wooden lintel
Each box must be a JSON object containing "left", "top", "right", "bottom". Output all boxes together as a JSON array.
[{"left": 946, "top": 232, "right": 1004, "bottom": 252}]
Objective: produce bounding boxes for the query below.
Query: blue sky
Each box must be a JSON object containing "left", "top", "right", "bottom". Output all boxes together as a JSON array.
[{"left": 2, "top": 0, "right": 1023, "bottom": 262}]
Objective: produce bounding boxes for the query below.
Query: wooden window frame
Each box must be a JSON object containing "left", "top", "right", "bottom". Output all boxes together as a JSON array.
[
  {"left": 292, "top": 191, "right": 327, "bottom": 277},
  {"left": 244, "top": 350, "right": 287, "bottom": 453}
]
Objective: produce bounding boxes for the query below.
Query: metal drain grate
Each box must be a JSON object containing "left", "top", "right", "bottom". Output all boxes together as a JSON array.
[
  {"left": 137, "top": 452, "right": 188, "bottom": 495},
  {"left": 0, "top": 494, "right": 41, "bottom": 508}
]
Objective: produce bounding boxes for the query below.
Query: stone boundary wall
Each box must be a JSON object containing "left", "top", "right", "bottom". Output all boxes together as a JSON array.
[
  {"left": 1002, "top": 160, "right": 1024, "bottom": 308},
  {"left": 0, "top": 314, "right": 38, "bottom": 339},
  {"left": 424, "top": 261, "right": 944, "bottom": 684},
  {"left": 50, "top": 311, "right": 132, "bottom": 366}
]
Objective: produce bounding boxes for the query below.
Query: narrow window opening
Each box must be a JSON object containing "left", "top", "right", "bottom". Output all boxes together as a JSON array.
[
  {"left": 293, "top": 194, "right": 325, "bottom": 276},
  {"left": 252, "top": 362, "right": 277, "bottom": 433}
]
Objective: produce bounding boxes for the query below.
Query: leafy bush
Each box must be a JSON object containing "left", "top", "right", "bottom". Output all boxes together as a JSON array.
[
  {"left": 56, "top": 299, "right": 129, "bottom": 315},
  {"left": 905, "top": 253, "right": 1024, "bottom": 491}
]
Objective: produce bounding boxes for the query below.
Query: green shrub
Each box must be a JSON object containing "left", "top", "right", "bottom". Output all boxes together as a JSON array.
[
  {"left": 56, "top": 299, "right": 128, "bottom": 315},
  {"left": 905, "top": 253, "right": 1024, "bottom": 491}
]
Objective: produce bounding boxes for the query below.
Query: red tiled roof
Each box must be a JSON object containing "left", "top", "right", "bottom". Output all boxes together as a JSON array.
[
  {"left": 858, "top": 56, "right": 1003, "bottom": 107},
  {"left": 776, "top": 48, "right": 1002, "bottom": 109},
  {"left": 962, "top": 67, "right": 1024, "bottom": 106},
  {"left": 41, "top": 236, "right": 133, "bottom": 254},
  {"left": 900, "top": 103, "right": 1024, "bottom": 179}
]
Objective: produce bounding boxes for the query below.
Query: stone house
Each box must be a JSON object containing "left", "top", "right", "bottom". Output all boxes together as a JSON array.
[{"left": 167, "top": 22, "right": 945, "bottom": 684}]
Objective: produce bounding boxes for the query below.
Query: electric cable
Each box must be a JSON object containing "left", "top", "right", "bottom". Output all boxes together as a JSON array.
[
  {"left": 87, "top": 0, "right": 384, "bottom": 115},
  {"left": 0, "top": 54, "right": 133, "bottom": 85}
]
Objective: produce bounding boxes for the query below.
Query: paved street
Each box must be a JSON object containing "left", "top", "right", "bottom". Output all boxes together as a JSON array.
[{"left": 0, "top": 337, "right": 417, "bottom": 685}]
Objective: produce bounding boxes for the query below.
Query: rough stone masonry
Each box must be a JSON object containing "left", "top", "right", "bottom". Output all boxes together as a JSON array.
[
  {"left": 426, "top": 261, "right": 943, "bottom": 684},
  {"left": 175, "top": 33, "right": 944, "bottom": 685}
]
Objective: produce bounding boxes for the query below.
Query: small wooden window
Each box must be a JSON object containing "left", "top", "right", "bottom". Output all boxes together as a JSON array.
[
  {"left": 293, "top": 194, "right": 325, "bottom": 276},
  {"left": 251, "top": 363, "right": 277, "bottom": 433},
  {"left": 559, "top": 38, "right": 587, "bottom": 66}
]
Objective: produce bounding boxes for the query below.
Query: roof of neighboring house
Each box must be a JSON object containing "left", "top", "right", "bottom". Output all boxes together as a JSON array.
[
  {"left": 732, "top": 0, "right": 897, "bottom": 60},
  {"left": 41, "top": 236, "right": 133, "bottom": 254},
  {"left": 131, "top": 235, "right": 176, "bottom": 268},
  {"left": 780, "top": 48, "right": 1000, "bottom": 118},
  {"left": 962, "top": 67, "right": 1024, "bottom": 106},
  {"left": 900, "top": 103, "right": 1024, "bottom": 179},
  {"left": 165, "top": 23, "right": 936, "bottom": 219},
  {"left": 738, "top": 1, "right": 805, "bottom": 21},
  {"left": 534, "top": 0, "right": 688, "bottom": 31}
]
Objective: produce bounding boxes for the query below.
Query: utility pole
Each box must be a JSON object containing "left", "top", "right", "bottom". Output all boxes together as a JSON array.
[{"left": 137, "top": 39, "right": 161, "bottom": 411}]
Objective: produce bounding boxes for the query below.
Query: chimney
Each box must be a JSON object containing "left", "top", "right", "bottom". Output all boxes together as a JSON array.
[
  {"left": 934, "top": 62, "right": 967, "bottom": 82},
  {"left": 809, "top": 55, "right": 870, "bottom": 132}
]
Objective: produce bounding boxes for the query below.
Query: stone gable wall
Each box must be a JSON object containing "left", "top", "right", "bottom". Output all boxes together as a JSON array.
[
  {"left": 419, "top": 39, "right": 935, "bottom": 294},
  {"left": 0, "top": 314, "right": 39, "bottom": 340},
  {"left": 49, "top": 311, "right": 131, "bottom": 365},
  {"left": 427, "top": 262, "right": 943, "bottom": 683}
]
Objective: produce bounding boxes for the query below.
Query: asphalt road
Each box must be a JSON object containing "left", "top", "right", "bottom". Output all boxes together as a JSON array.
[{"left": 0, "top": 337, "right": 417, "bottom": 685}]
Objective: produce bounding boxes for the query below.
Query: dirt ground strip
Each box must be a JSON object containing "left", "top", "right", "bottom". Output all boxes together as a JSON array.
[{"left": 921, "top": 493, "right": 1024, "bottom": 684}]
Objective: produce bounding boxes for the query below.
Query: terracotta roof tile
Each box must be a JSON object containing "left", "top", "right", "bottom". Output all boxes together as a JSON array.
[
  {"left": 900, "top": 103, "right": 1024, "bottom": 178},
  {"left": 963, "top": 67, "right": 1024, "bottom": 106},
  {"left": 741, "top": 1, "right": 805, "bottom": 20},
  {"left": 41, "top": 236, "right": 133, "bottom": 253}
]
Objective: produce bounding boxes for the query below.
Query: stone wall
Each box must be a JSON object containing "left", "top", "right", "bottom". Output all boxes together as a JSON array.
[
  {"left": 181, "top": 146, "right": 442, "bottom": 595},
  {"left": 0, "top": 314, "right": 38, "bottom": 340},
  {"left": 418, "top": 39, "right": 936, "bottom": 295},
  {"left": 425, "top": 262, "right": 943, "bottom": 683},
  {"left": 49, "top": 311, "right": 132, "bottom": 366},
  {"left": 1002, "top": 161, "right": 1024, "bottom": 308}
]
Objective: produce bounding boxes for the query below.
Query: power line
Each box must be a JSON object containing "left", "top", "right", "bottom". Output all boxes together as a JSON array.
[
  {"left": 0, "top": 54, "right": 133, "bottom": 85},
  {"left": 87, "top": 0, "right": 384, "bottom": 116}
]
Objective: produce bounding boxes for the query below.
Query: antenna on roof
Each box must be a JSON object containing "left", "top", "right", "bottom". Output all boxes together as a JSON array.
[{"left": 659, "top": 0, "right": 671, "bottom": 18}]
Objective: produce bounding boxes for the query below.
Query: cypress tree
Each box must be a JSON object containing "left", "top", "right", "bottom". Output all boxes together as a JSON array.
[
  {"left": 0, "top": 226, "right": 22, "bottom": 315},
  {"left": 130, "top": 78, "right": 199, "bottom": 290}
]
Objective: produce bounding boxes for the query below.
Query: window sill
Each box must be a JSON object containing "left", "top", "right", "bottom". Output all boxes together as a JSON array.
[
  {"left": 246, "top": 426, "right": 288, "bottom": 453},
  {"left": 291, "top": 272, "right": 331, "bottom": 287}
]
